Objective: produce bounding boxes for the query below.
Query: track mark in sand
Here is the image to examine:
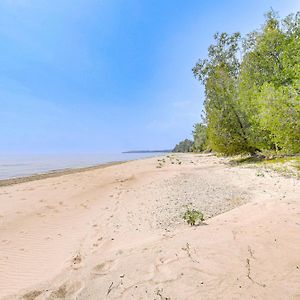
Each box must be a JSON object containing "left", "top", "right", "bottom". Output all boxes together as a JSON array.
[
  {"left": 155, "top": 288, "right": 171, "bottom": 300},
  {"left": 91, "top": 259, "right": 115, "bottom": 276},
  {"left": 80, "top": 202, "right": 89, "bottom": 209},
  {"left": 45, "top": 205, "right": 56, "bottom": 210},
  {"left": 182, "top": 243, "right": 200, "bottom": 264},
  {"left": 49, "top": 281, "right": 83, "bottom": 299},
  {"left": 49, "top": 284, "right": 67, "bottom": 299},
  {"left": 72, "top": 253, "right": 83, "bottom": 270},
  {"left": 107, "top": 281, "right": 114, "bottom": 296},
  {"left": 232, "top": 230, "right": 238, "bottom": 240},
  {"left": 105, "top": 278, "right": 125, "bottom": 298},
  {"left": 22, "top": 290, "right": 43, "bottom": 300},
  {"left": 248, "top": 245, "right": 255, "bottom": 259},
  {"left": 116, "top": 175, "right": 135, "bottom": 184},
  {"left": 36, "top": 212, "right": 46, "bottom": 217},
  {"left": 1, "top": 239, "right": 10, "bottom": 245},
  {"left": 246, "top": 258, "right": 266, "bottom": 287},
  {"left": 152, "top": 257, "right": 181, "bottom": 285}
]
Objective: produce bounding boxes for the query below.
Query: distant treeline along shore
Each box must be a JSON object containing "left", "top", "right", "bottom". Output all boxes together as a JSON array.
[{"left": 123, "top": 150, "right": 172, "bottom": 154}]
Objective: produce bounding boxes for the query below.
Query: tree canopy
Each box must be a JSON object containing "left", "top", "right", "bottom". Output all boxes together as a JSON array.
[
  {"left": 192, "top": 10, "right": 300, "bottom": 155},
  {"left": 172, "top": 139, "right": 194, "bottom": 153}
]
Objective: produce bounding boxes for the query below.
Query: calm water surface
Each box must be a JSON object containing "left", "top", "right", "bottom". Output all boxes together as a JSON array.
[{"left": 0, "top": 153, "right": 165, "bottom": 180}]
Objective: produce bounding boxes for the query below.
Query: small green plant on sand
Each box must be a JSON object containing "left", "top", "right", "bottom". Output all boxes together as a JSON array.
[
  {"left": 255, "top": 170, "right": 265, "bottom": 177},
  {"left": 183, "top": 209, "right": 204, "bottom": 226}
]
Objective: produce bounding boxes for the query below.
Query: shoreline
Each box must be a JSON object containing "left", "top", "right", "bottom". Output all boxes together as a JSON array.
[
  {"left": 0, "top": 160, "right": 127, "bottom": 187},
  {"left": 0, "top": 153, "right": 299, "bottom": 299}
]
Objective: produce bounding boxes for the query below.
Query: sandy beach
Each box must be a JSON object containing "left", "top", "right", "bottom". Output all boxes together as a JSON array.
[{"left": 0, "top": 153, "right": 299, "bottom": 299}]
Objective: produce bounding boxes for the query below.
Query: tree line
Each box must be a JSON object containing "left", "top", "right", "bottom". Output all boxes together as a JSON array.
[{"left": 192, "top": 10, "right": 300, "bottom": 155}]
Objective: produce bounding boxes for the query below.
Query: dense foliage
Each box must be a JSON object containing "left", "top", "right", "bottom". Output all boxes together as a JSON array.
[
  {"left": 192, "top": 123, "right": 207, "bottom": 152},
  {"left": 173, "top": 139, "right": 194, "bottom": 153},
  {"left": 192, "top": 11, "right": 300, "bottom": 155}
]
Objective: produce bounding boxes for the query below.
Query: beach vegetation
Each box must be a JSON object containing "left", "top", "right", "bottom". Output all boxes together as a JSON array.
[
  {"left": 192, "top": 123, "right": 207, "bottom": 152},
  {"left": 255, "top": 170, "right": 265, "bottom": 177},
  {"left": 192, "top": 10, "right": 300, "bottom": 157},
  {"left": 183, "top": 208, "right": 204, "bottom": 226},
  {"left": 173, "top": 139, "right": 194, "bottom": 152}
]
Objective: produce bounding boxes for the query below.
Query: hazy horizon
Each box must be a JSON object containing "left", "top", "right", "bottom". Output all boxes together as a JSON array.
[
  {"left": 0, "top": 152, "right": 169, "bottom": 179},
  {"left": 1, "top": 0, "right": 300, "bottom": 154}
]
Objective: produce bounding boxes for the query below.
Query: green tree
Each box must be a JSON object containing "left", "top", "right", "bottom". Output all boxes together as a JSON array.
[
  {"left": 192, "top": 123, "right": 207, "bottom": 152},
  {"left": 239, "top": 11, "right": 300, "bottom": 153},
  {"left": 193, "top": 10, "right": 300, "bottom": 156},
  {"left": 193, "top": 32, "right": 253, "bottom": 154},
  {"left": 173, "top": 139, "right": 194, "bottom": 153}
]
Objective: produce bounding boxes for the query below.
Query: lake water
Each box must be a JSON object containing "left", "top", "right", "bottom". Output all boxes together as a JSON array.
[{"left": 0, "top": 153, "right": 166, "bottom": 180}]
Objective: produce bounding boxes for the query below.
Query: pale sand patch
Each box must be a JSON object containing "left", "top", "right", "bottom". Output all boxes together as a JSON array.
[{"left": 0, "top": 154, "right": 299, "bottom": 299}]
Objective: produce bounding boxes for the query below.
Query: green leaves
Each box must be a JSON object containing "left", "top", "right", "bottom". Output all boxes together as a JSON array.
[
  {"left": 183, "top": 209, "right": 204, "bottom": 226},
  {"left": 192, "top": 123, "right": 207, "bottom": 152},
  {"left": 192, "top": 32, "right": 241, "bottom": 83},
  {"left": 173, "top": 139, "right": 194, "bottom": 153},
  {"left": 257, "top": 84, "right": 300, "bottom": 153},
  {"left": 193, "top": 10, "right": 300, "bottom": 156}
]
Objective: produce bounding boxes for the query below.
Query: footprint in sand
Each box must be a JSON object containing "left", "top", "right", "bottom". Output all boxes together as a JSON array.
[
  {"left": 80, "top": 203, "right": 89, "bottom": 209},
  {"left": 72, "top": 253, "right": 83, "bottom": 270},
  {"left": 45, "top": 205, "right": 55, "bottom": 210},
  {"left": 36, "top": 212, "right": 46, "bottom": 217},
  {"left": 91, "top": 259, "right": 115, "bottom": 276},
  {"left": 22, "top": 289, "right": 43, "bottom": 300},
  {"left": 48, "top": 281, "right": 83, "bottom": 299}
]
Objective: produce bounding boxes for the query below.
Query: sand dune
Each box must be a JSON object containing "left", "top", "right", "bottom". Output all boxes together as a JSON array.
[{"left": 0, "top": 154, "right": 299, "bottom": 299}]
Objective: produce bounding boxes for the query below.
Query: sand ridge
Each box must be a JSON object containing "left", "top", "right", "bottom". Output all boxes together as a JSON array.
[{"left": 0, "top": 154, "right": 299, "bottom": 299}]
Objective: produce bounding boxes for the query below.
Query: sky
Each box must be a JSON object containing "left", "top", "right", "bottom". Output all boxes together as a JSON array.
[{"left": 0, "top": 0, "right": 299, "bottom": 153}]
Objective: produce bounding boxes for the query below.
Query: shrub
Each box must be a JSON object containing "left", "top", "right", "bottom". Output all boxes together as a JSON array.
[{"left": 183, "top": 209, "right": 204, "bottom": 226}]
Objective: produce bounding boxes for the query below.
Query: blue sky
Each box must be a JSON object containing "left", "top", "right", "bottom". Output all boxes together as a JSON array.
[{"left": 1, "top": 0, "right": 299, "bottom": 153}]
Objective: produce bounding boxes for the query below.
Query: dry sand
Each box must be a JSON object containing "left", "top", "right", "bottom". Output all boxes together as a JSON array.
[{"left": 0, "top": 154, "right": 299, "bottom": 299}]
